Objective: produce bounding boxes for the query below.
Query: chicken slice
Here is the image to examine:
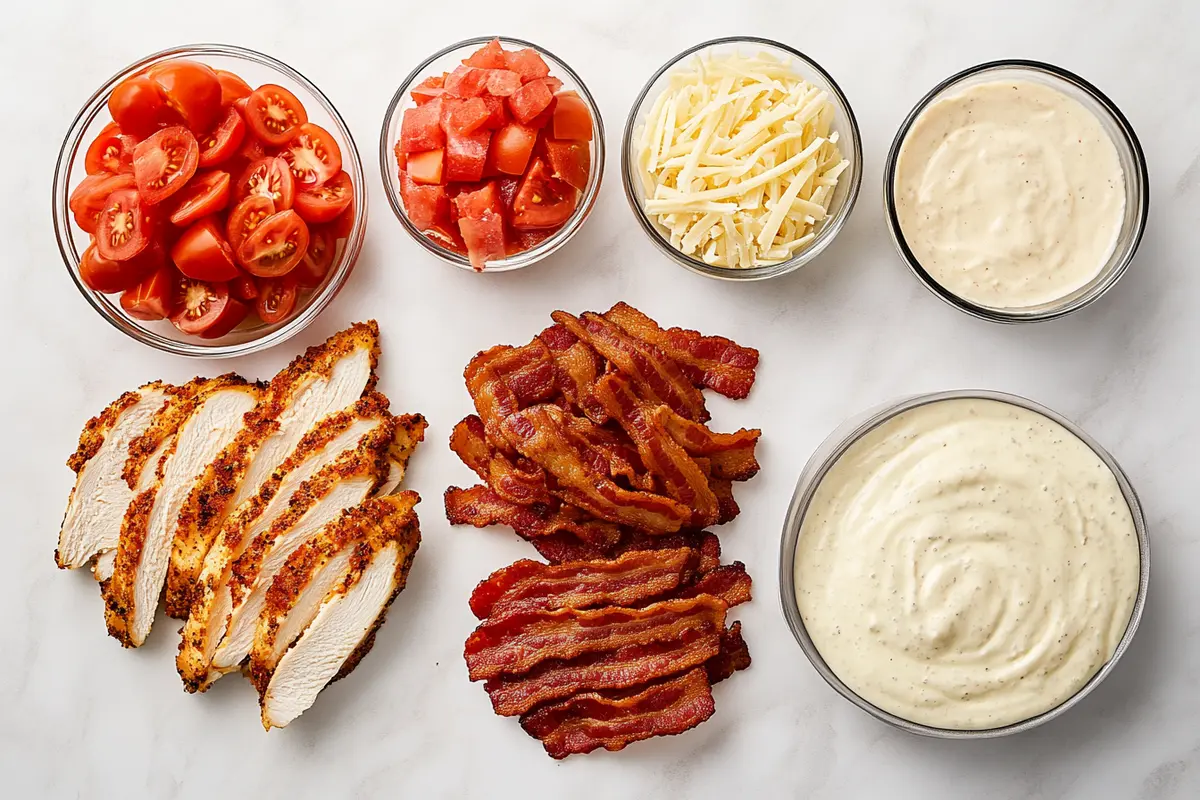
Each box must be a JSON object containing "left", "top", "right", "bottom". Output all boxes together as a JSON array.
[
  {"left": 57, "top": 382, "right": 171, "bottom": 570},
  {"left": 102, "top": 376, "right": 261, "bottom": 647},
  {"left": 166, "top": 322, "right": 380, "bottom": 618},
  {"left": 253, "top": 492, "right": 421, "bottom": 729}
]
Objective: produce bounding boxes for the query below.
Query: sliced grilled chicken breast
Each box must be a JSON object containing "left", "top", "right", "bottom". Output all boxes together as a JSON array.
[
  {"left": 166, "top": 322, "right": 380, "bottom": 618},
  {"left": 57, "top": 382, "right": 171, "bottom": 570},
  {"left": 254, "top": 492, "right": 421, "bottom": 729},
  {"left": 103, "top": 376, "right": 260, "bottom": 647}
]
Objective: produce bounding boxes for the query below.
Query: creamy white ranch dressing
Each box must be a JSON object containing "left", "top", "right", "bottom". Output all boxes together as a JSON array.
[
  {"left": 894, "top": 80, "right": 1125, "bottom": 309},
  {"left": 794, "top": 398, "right": 1139, "bottom": 730}
]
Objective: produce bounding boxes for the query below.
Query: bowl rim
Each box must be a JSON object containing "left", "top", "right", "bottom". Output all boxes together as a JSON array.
[
  {"left": 778, "top": 388, "right": 1151, "bottom": 739},
  {"left": 620, "top": 35, "right": 863, "bottom": 282},
  {"left": 378, "top": 35, "right": 605, "bottom": 273},
  {"left": 52, "top": 42, "right": 368, "bottom": 359},
  {"left": 882, "top": 59, "right": 1151, "bottom": 323}
]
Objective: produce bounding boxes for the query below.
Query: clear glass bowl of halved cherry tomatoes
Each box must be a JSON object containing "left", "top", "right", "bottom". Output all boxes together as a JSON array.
[
  {"left": 381, "top": 37, "right": 603, "bottom": 272},
  {"left": 53, "top": 44, "right": 366, "bottom": 357}
]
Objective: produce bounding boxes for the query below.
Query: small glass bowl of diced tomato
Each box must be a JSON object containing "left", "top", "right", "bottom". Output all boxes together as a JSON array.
[
  {"left": 53, "top": 44, "right": 366, "bottom": 357},
  {"left": 381, "top": 37, "right": 603, "bottom": 272}
]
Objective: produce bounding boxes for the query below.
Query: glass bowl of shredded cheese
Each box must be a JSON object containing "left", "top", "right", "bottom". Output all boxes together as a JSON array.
[{"left": 622, "top": 37, "right": 862, "bottom": 281}]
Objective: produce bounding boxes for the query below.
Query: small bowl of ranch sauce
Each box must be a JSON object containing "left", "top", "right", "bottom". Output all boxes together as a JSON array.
[
  {"left": 780, "top": 390, "right": 1149, "bottom": 737},
  {"left": 884, "top": 61, "right": 1149, "bottom": 322}
]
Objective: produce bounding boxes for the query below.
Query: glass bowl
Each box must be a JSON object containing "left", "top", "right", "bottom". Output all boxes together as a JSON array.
[
  {"left": 883, "top": 60, "right": 1149, "bottom": 323},
  {"left": 379, "top": 36, "right": 605, "bottom": 273},
  {"left": 778, "top": 389, "right": 1150, "bottom": 739},
  {"left": 621, "top": 36, "right": 863, "bottom": 282},
  {"left": 52, "top": 43, "right": 367, "bottom": 358}
]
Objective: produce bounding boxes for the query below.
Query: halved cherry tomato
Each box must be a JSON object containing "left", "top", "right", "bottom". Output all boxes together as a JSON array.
[
  {"left": 237, "top": 209, "right": 309, "bottom": 277},
  {"left": 96, "top": 188, "right": 154, "bottom": 261},
  {"left": 148, "top": 60, "right": 223, "bottom": 134},
  {"left": 244, "top": 84, "right": 308, "bottom": 145},
  {"left": 227, "top": 194, "right": 276, "bottom": 251},
  {"left": 329, "top": 199, "right": 356, "bottom": 240},
  {"left": 293, "top": 170, "right": 353, "bottom": 223},
  {"left": 79, "top": 241, "right": 153, "bottom": 293},
  {"left": 236, "top": 156, "right": 294, "bottom": 209},
  {"left": 229, "top": 273, "right": 259, "bottom": 301},
  {"left": 169, "top": 170, "right": 231, "bottom": 226},
  {"left": 216, "top": 70, "right": 252, "bottom": 107},
  {"left": 85, "top": 123, "right": 134, "bottom": 175},
  {"left": 171, "top": 217, "right": 240, "bottom": 281},
  {"left": 121, "top": 264, "right": 179, "bottom": 320},
  {"left": 170, "top": 278, "right": 246, "bottom": 337},
  {"left": 108, "top": 75, "right": 175, "bottom": 139},
  {"left": 198, "top": 107, "right": 246, "bottom": 167},
  {"left": 133, "top": 126, "right": 199, "bottom": 205},
  {"left": 552, "top": 91, "right": 593, "bottom": 141},
  {"left": 511, "top": 158, "right": 577, "bottom": 230},
  {"left": 280, "top": 123, "right": 342, "bottom": 188},
  {"left": 254, "top": 275, "right": 298, "bottom": 323},
  {"left": 294, "top": 225, "right": 334, "bottom": 287},
  {"left": 69, "top": 172, "right": 136, "bottom": 234}
]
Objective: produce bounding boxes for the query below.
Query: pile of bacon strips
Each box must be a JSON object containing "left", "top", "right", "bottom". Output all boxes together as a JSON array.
[{"left": 444, "top": 302, "right": 761, "bottom": 759}]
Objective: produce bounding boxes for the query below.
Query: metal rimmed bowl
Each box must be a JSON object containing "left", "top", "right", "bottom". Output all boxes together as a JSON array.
[
  {"left": 621, "top": 36, "right": 862, "bottom": 282},
  {"left": 379, "top": 36, "right": 604, "bottom": 273},
  {"left": 778, "top": 389, "right": 1150, "bottom": 738},
  {"left": 53, "top": 43, "right": 368, "bottom": 358},
  {"left": 883, "top": 60, "right": 1149, "bottom": 323}
]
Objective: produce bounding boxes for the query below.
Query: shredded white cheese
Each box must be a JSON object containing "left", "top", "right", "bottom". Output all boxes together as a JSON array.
[{"left": 636, "top": 51, "right": 851, "bottom": 269}]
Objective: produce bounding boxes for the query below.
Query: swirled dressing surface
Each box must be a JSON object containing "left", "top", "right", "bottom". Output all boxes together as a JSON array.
[
  {"left": 794, "top": 398, "right": 1139, "bottom": 730},
  {"left": 894, "top": 80, "right": 1125, "bottom": 309}
]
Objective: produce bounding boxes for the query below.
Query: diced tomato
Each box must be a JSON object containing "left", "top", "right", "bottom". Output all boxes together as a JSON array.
[
  {"left": 229, "top": 273, "right": 259, "bottom": 301},
  {"left": 486, "top": 123, "right": 537, "bottom": 176},
  {"left": 444, "top": 66, "right": 489, "bottom": 98},
  {"left": 254, "top": 275, "right": 298, "bottom": 323},
  {"left": 170, "top": 277, "right": 246, "bottom": 337},
  {"left": 411, "top": 74, "right": 446, "bottom": 105},
  {"left": 237, "top": 209, "right": 309, "bottom": 277},
  {"left": 526, "top": 96, "right": 557, "bottom": 130},
  {"left": 108, "top": 75, "right": 177, "bottom": 139},
  {"left": 69, "top": 172, "right": 136, "bottom": 234},
  {"left": 226, "top": 195, "right": 276, "bottom": 250},
  {"left": 394, "top": 142, "right": 407, "bottom": 171},
  {"left": 511, "top": 158, "right": 577, "bottom": 230},
  {"left": 485, "top": 70, "right": 522, "bottom": 97},
  {"left": 216, "top": 70, "right": 252, "bottom": 107},
  {"left": 400, "top": 97, "right": 446, "bottom": 154},
  {"left": 399, "top": 171, "right": 452, "bottom": 233},
  {"left": 443, "top": 98, "right": 491, "bottom": 135},
  {"left": 244, "top": 84, "right": 308, "bottom": 145},
  {"left": 121, "top": 265, "right": 179, "bottom": 320},
  {"left": 148, "top": 60, "right": 223, "bottom": 134},
  {"left": 96, "top": 188, "right": 155, "bottom": 261},
  {"left": 280, "top": 123, "right": 342, "bottom": 188},
  {"left": 171, "top": 217, "right": 240, "bottom": 281},
  {"left": 294, "top": 225, "right": 334, "bottom": 287},
  {"left": 480, "top": 95, "right": 508, "bottom": 129},
  {"left": 541, "top": 76, "right": 564, "bottom": 95},
  {"left": 543, "top": 138, "right": 590, "bottom": 191},
  {"left": 133, "top": 126, "right": 199, "bottom": 205},
  {"left": 552, "top": 91, "right": 593, "bottom": 141},
  {"left": 445, "top": 129, "right": 491, "bottom": 182},
  {"left": 496, "top": 176, "right": 519, "bottom": 210},
  {"left": 503, "top": 48, "right": 550, "bottom": 83},
  {"left": 407, "top": 149, "right": 444, "bottom": 185},
  {"left": 508, "top": 80, "right": 554, "bottom": 125},
  {"left": 198, "top": 106, "right": 246, "bottom": 167},
  {"left": 454, "top": 182, "right": 506, "bottom": 270},
  {"left": 464, "top": 39, "right": 508, "bottom": 70},
  {"left": 168, "top": 169, "right": 231, "bottom": 226},
  {"left": 85, "top": 123, "right": 134, "bottom": 175},
  {"left": 236, "top": 157, "right": 294, "bottom": 210},
  {"left": 79, "top": 240, "right": 154, "bottom": 293},
  {"left": 512, "top": 227, "right": 556, "bottom": 253},
  {"left": 294, "top": 171, "right": 353, "bottom": 224}
]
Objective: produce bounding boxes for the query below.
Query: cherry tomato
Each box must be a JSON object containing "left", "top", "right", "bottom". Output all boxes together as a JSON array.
[
  {"left": 79, "top": 241, "right": 153, "bottom": 293},
  {"left": 329, "top": 200, "right": 356, "bottom": 240},
  {"left": 294, "top": 225, "right": 334, "bottom": 287},
  {"left": 293, "top": 171, "right": 353, "bottom": 224},
  {"left": 244, "top": 84, "right": 308, "bottom": 146},
  {"left": 96, "top": 188, "right": 154, "bottom": 261},
  {"left": 198, "top": 106, "right": 246, "bottom": 167},
  {"left": 108, "top": 75, "right": 175, "bottom": 139},
  {"left": 84, "top": 123, "right": 134, "bottom": 175},
  {"left": 169, "top": 170, "right": 231, "bottom": 227},
  {"left": 148, "top": 60, "right": 223, "bottom": 133},
  {"left": 170, "top": 217, "right": 240, "bottom": 282},
  {"left": 236, "top": 156, "right": 294, "bottom": 209},
  {"left": 237, "top": 209, "right": 309, "bottom": 277},
  {"left": 229, "top": 274, "right": 259, "bottom": 301},
  {"left": 280, "top": 123, "right": 342, "bottom": 189},
  {"left": 511, "top": 158, "right": 577, "bottom": 230},
  {"left": 69, "top": 172, "right": 136, "bottom": 234},
  {"left": 120, "top": 264, "right": 178, "bottom": 320},
  {"left": 170, "top": 278, "right": 246, "bottom": 337},
  {"left": 227, "top": 194, "right": 276, "bottom": 251},
  {"left": 133, "top": 126, "right": 199, "bottom": 205},
  {"left": 254, "top": 275, "right": 298, "bottom": 323},
  {"left": 216, "top": 70, "right": 252, "bottom": 107}
]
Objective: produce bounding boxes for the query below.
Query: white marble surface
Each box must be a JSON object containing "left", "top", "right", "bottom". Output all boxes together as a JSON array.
[{"left": 4, "top": 1, "right": 1199, "bottom": 797}]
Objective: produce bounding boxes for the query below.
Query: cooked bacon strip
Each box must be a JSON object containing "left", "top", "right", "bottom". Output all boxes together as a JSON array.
[
  {"left": 465, "top": 340, "right": 557, "bottom": 447},
  {"left": 551, "top": 310, "right": 708, "bottom": 422},
  {"left": 469, "top": 548, "right": 697, "bottom": 619},
  {"left": 485, "top": 626, "right": 720, "bottom": 716},
  {"left": 450, "top": 415, "right": 551, "bottom": 505},
  {"left": 562, "top": 414, "right": 654, "bottom": 491},
  {"left": 500, "top": 405, "right": 691, "bottom": 534},
  {"left": 706, "top": 622, "right": 751, "bottom": 683},
  {"left": 520, "top": 668, "right": 716, "bottom": 759},
  {"left": 654, "top": 406, "right": 760, "bottom": 482},
  {"left": 444, "top": 485, "right": 622, "bottom": 549},
  {"left": 604, "top": 301, "right": 759, "bottom": 400},
  {"left": 676, "top": 562, "right": 752, "bottom": 608},
  {"left": 537, "top": 323, "right": 604, "bottom": 419},
  {"left": 710, "top": 478, "right": 741, "bottom": 524},
  {"left": 464, "top": 595, "right": 727, "bottom": 681},
  {"left": 594, "top": 373, "right": 718, "bottom": 528},
  {"left": 527, "top": 532, "right": 616, "bottom": 564}
]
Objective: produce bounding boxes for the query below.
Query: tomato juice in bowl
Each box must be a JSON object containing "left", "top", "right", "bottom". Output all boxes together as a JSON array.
[
  {"left": 53, "top": 43, "right": 367, "bottom": 358},
  {"left": 380, "top": 36, "right": 604, "bottom": 272}
]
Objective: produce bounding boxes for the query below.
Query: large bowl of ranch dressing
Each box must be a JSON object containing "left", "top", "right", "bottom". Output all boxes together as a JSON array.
[
  {"left": 779, "top": 390, "right": 1149, "bottom": 737},
  {"left": 883, "top": 61, "right": 1149, "bottom": 322}
]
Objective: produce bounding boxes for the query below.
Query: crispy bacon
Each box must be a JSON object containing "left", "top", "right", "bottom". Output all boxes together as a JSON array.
[
  {"left": 464, "top": 595, "right": 727, "bottom": 681},
  {"left": 500, "top": 405, "right": 691, "bottom": 534},
  {"left": 676, "top": 562, "right": 752, "bottom": 608},
  {"left": 469, "top": 548, "right": 697, "bottom": 619},
  {"left": 520, "top": 668, "right": 716, "bottom": 759},
  {"left": 450, "top": 416, "right": 550, "bottom": 505},
  {"left": 710, "top": 478, "right": 741, "bottom": 524},
  {"left": 538, "top": 324, "right": 605, "bottom": 420},
  {"left": 563, "top": 414, "right": 655, "bottom": 492},
  {"left": 551, "top": 310, "right": 709, "bottom": 422},
  {"left": 615, "top": 530, "right": 722, "bottom": 573},
  {"left": 465, "top": 341, "right": 557, "bottom": 447},
  {"left": 706, "top": 622, "right": 751, "bottom": 683},
  {"left": 444, "top": 486, "right": 621, "bottom": 548},
  {"left": 655, "top": 406, "right": 760, "bottom": 482},
  {"left": 485, "top": 626, "right": 720, "bottom": 716},
  {"left": 604, "top": 301, "right": 759, "bottom": 400},
  {"left": 528, "top": 532, "right": 615, "bottom": 564}
]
